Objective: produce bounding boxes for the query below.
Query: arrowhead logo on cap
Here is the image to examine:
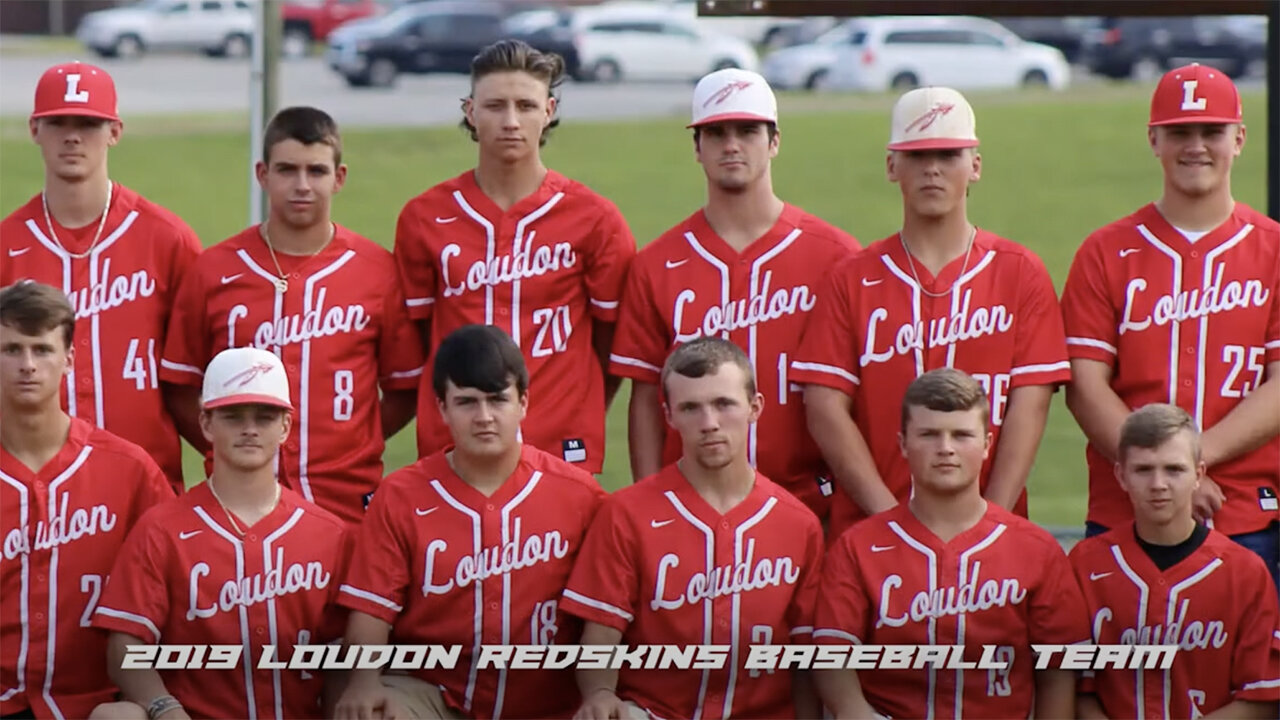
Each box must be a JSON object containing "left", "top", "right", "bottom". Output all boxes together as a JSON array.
[
  {"left": 904, "top": 102, "right": 956, "bottom": 134},
  {"left": 704, "top": 80, "right": 754, "bottom": 108},
  {"left": 223, "top": 362, "right": 276, "bottom": 390}
]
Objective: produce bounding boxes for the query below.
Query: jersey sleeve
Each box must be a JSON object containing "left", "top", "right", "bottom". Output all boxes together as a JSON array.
[
  {"left": 159, "top": 267, "right": 212, "bottom": 386},
  {"left": 377, "top": 271, "right": 426, "bottom": 392},
  {"left": 1060, "top": 236, "right": 1119, "bottom": 366},
  {"left": 169, "top": 222, "right": 203, "bottom": 290},
  {"left": 318, "top": 526, "right": 357, "bottom": 644},
  {"left": 1265, "top": 248, "right": 1280, "bottom": 364},
  {"left": 91, "top": 513, "right": 173, "bottom": 643},
  {"left": 608, "top": 259, "right": 669, "bottom": 383},
  {"left": 1009, "top": 251, "right": 1072, "bottom": 389},
  {"left": 1232, "top": 555, "right": 1280, "bottom": 702},
  {"left": 812, "top": 535, "right": 871, "bottom": 645},
  {"left": 1027, "top": 536, "right": 1091, "bottom": 655},
  {"left": 393, "top": 200, "right": 438, "bottom": 322},
  {"left": 559, "top": 496, "right": 639, "bottom": 633},
  {"left": 582, "top": 202, "right": 636, "bottom": 323},
  {"left": 335, "top": 483, "right": 412, "bottom": 625},
  {"left": 790, "top": 261, "right": 861, "bottom": 397},
  {"left": 1066, "top": 543, "right": 1100, "bottom": 695},
  {"left": 785, "top": 518, "right": 825, "bottom": 641},
  {"left": 130, "top": 446, "right": 181, "bottom": 505}
]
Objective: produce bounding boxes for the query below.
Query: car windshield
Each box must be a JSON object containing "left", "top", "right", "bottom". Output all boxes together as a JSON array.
[
  {"left": 816, "top": 23, "right": 865, "bottom": 45},
  {"left": 367, "top": 5, "right": 428, "bottom": 34}
]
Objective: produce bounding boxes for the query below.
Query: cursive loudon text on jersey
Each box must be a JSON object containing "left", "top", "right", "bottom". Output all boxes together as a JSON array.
[
  {"left": 440, "top": 232, "right": 578, "bottom": 298},
  {"left": 2, "top": 496, "right": 118, "bottom": 561},
  {"left": 1119, "top": 266, "right": 1269, "bottom": 335},
  {"left": 1091, "top": 598, "right": 1228, "bottom": 650},
  {"left": 672, "top": 270, "right": 816, "bottom": 342},
  {"left": 861, "top": 288, "right": 1013, "bottom": 366},
  {"left": 68, "top": 258, "right": 156, "bottom": 320},
  {"left": 651, "top": 538, "right": 801, "bottom": 611},
  {"left": 876, "top": 560, "right": 1027, "bottom": 628},
  {"left": 421, "top": 517, "right": 570, "bottom": 596},
  {"left": 186, "top": 547, "right": 331, "bottom": 620},
  {"left": 228, "top": 288, "right": 372, "bottom": 349}
]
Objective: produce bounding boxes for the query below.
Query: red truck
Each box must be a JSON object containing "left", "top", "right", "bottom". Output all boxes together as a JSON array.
[{"left": 282, "top": 0, "right": 385, "bottom": 57}]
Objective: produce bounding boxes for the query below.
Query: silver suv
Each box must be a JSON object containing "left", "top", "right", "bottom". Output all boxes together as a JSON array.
[{"left": 77, "top": 0, "right": 255, "bottom": 59}]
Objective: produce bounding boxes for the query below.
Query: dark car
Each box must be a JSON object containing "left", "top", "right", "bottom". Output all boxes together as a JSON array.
[
  {"left": 326, "top": 1, "right": 577, "bottom": 87},
  {"left": 1082, "top": 16, "right": 1268, "bottom": 81},
  {"left": 997, "top": 16, "right": 1101, "bottom": 65}
]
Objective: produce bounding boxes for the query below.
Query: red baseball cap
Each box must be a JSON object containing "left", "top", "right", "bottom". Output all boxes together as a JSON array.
[
  {"left": 1149, "top": 63, "right": 1241, "bottom": 127},
  {"left": 31, "top": 62, "right": 119, "bottom": 122}
]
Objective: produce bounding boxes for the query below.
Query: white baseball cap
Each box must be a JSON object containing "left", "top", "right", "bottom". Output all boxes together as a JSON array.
[
  {"left": 887, "top": 86, "right": 979, "bottom": 151},
  {"left": 688, "top": 68, "right": 778, "bottom": 128},
  {"left": 201, "top": 347, "right": 293, "bottom": 411}
]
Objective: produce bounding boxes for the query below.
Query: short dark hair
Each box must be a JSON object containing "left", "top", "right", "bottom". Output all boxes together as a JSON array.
[
  {"left": 263, "top": 106, "right": 342, "bottom": 165},
  {"left": 660, "top": 337, "right": 756, "bottom": 400},
  {"left": 693, "top": 121, "right": 778, "bottom": 150},
  {"left": 460, "top": 39, "right": 563, "bottom": 147},
  {"left": 432, "top": 324, "right": 529, "bottom": 400},
  {"left": 1118, "top": 403, "right": 1200, "bottom": 462},
  {"left": 0, "top": 281, "right": 74, "bottom": 349},
  {"left": 900, "top": 368, "right": 989, "bottom": 432}
]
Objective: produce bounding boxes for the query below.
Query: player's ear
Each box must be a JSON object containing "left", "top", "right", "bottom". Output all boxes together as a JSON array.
[
  {"left": 63, "top": 342, "right": 75, "bottom": 372},
  {"left": 885, "top": 152, "right": 898, "bottom": 183},
  {"left": 518, "top": 390, "right": 529, "bottom": 420},
  {"left": 969, "top": 150, "right": 981, "bottom": 182},
  {"left": 1232, "top": 123, "right": 1246, "bottom": 156},
  {"left": 748, "top": 391, "right": 765, "bottom": 424},
  {"left": 982, "top": 430, "right": 993, "bottom": 459},
  {"left": 199, "top": 411, "right": 214, "bottom": 444},
  {"left": 333, "top": 163, "right": 348, "bottom": 193},
  {"left": 898, "top": 431, "right": 907, "bottom": 458},
  {"left": 462, "top": 96, "right": 476, "bottom": 129},
  {"left": 107, "top": 120, "right": 123, "bottom": 146},
  {"left": 1147, "top": 127, "right": 1159, "bottom": 154},
  {"left": 544, "top": 96, "right": 557, "bottom": 127},
  {"left": 280, "top": 411, "right": 292, "bottom": 441},
  {"left": 1113, "top": 461, "right": 1129, "bottom": 492},
  {"left": 254, "top": 160, "right": 268, "bottom": 187},
  {"left": 28, "top": 117, "right": 39, "bottom": 142}
]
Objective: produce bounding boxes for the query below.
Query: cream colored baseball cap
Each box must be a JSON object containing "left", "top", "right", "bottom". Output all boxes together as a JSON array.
[
  {"left": 887, "top": 86, "right": 979, "bottom": 151},
  {"left": 201, "top": 347, "right": 293, "bottom": 410},
  {"left": 688, "top": 68, "right": 778, "bottom": 128}
]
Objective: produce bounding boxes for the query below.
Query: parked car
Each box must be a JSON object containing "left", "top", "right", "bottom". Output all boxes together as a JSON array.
[
  {"left": 823, "top": 16, "right": 1070, "bottom": 93},
  {"left": 569, "top": 2, "right": 759, "bottom": 83},
  {"left": 1082, "top": 16, "right": 1268, "bottom": 81},
  {"left": 282, "top": 0, "right": 386, "bottom": 58},
  {"left": 326, "top": 1, "right": 579, "bottom": 87},
  {"left": 659, "top": 0, "right": 804, "bottom": 49},
  {"left": 76, "top": 0, "right": 253, "bottom": 59},
  {"left": 500, "top": 8, "right": 583, "bottom": 80},
  {"left": 996, "top": 16, "right": 1101, "bottom": 65},
  {"left": 761, "top": 21, "right": 864, "bottom": 91}
]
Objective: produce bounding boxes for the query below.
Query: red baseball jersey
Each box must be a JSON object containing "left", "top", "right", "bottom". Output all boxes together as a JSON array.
[
  {"left": 337, "top": 446, "right": 605, "bottom": 720},
  {"left": 815, "top": 503, "right": 1090, "bottom": 720},
  {"left": 92, "top": 482, "right": 351, "bottom": 720},
  {"left": 1061, "top": 203, "right": 1280, "bottom": 536},
  {"left": 1, "top": 418, "right": 174, "bottom": 719},
  {"left": 1, "top": 183, "right": 202, "bottom": 490},
  {"left": 790, "top": 230, "right": 1071, "bottom": 535},
  {"left": 559, "top": 465, "right": 824, "bottom": 720},
  {"left": 394, "top": 170, "right": 635, "bottom": 472},
  {"left": 159, "top": 224, "right": 424, "bottom": 523},
  {"left": 1068, "top": 525, "right": 1280, "bottom": 719},
  {"left": 608, "top": 204, "right": 859, "bottom": 517}
]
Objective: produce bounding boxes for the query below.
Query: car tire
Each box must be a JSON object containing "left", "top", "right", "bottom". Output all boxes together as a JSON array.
[
  {"left": 1130, "top": 55, "right": 1162, "bottom": 82},
  {"left": 591, "top": 59, "right": 621, "bottom": 83},
  {"left": 368, "top": 58, "right": 398, "bottom": 88},
  {"left": 112, "top": 33, "right": 144, "bottom": 59},
  {"left": 344, "top": 72, "right": 372, "bottom": 88},
  {"left": 220, "top": 33, "right": 250, "bottom": 58},
  {"left": 890, "top": 72, "right": 919, "bottom": 91},
  {"left": 804, "top": 69, "right": 829, "bottom": 91},
  {"left": 712, "top": 58, "right": 740, "bottom": 72},
  {"left": 283, "top": 27, "right": 311, "bottom": 59},
  {"left": 1022, "top": 69, "right": 1050, "bottom": 88}
]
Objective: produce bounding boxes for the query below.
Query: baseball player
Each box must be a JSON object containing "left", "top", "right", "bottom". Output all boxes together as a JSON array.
[
  {"left": 160, "top": 106, "right": 423, "bottom": 523},
  {"left": 394, "top": 39, "right": 635, "bottom": 471},
  {"left": 609, "top": 68, "right": 859, "bottom": 521},
  {"left": 334, "top": 324, "right": 605, "bottom": 720},
  {"left": 1061, "top": 64, "right": 1280, "bottom": 583},
  {"left": 563, "top": 337, "right": 824, "bottom": 720},
  {"left": 814, "top": 368, "right": 1089, "bottom": 720},
  {"left": 90, "top": 346, "right": 352, "bottom": 720},
  {"left": 0, "top": 62, "right": 202, "bottom": 492},
  {"left": 791, "top": 86, "right": 1070, "bottom": 540},
  {"left": 0, "top": 281, "right": 173, "bottom": 719},
  {"left": 1069, "top": 403, "right": 1279, "bottom": 720}
]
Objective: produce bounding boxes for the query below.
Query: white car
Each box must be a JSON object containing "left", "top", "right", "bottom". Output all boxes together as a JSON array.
[
  {"left": 659, "top": 0, "right": 804, "bottom": 48},
  {"left": 761, "top": 21, "right": 864, "bottom": 91},
  {"left": 76, "top": 0, "right": 254, "bottom": 60},
  {"left": 823, "top": 16, "right": 1071, "bottom": 93},
  {"left": 573, "top": 3, "right": 759, "bottom": 83}
]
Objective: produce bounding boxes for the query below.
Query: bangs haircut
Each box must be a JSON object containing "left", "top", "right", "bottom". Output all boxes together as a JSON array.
[
  {"left": 432, "top": 324, "right": 529, "bottom": 400},
  {"left": 263, "top": 106, "right": 342, "bottom": 165},
  {"left": 1118, "top": 403, "right": 1201, "bottom": 462},
  {"left": 900, "top": 368, "right": 989, "bottom": 432},
  {"left": 660, "top": 336, "right": 756, "bottom": 399},
  {"left": 0, "top": 280, "right": 74, "bottom": 349}
]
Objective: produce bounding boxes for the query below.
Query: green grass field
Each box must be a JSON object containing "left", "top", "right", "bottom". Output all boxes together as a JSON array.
[{"left": 0, "top": 86, "right": 1267, "bottom": 529}]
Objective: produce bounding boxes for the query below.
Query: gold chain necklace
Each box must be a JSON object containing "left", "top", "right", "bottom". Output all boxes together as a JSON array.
[
  {"left": 259, "top": 221, "right": 333, "bottom": 294},
  {"left": 207, "top": 476, "right": 281, "bottom": 537},
  {"left": 899, "top": 225, "right": 977, "bottom": 299},
  {"left": 41, "top": 182, "right": 113, "bottom": 260}
]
